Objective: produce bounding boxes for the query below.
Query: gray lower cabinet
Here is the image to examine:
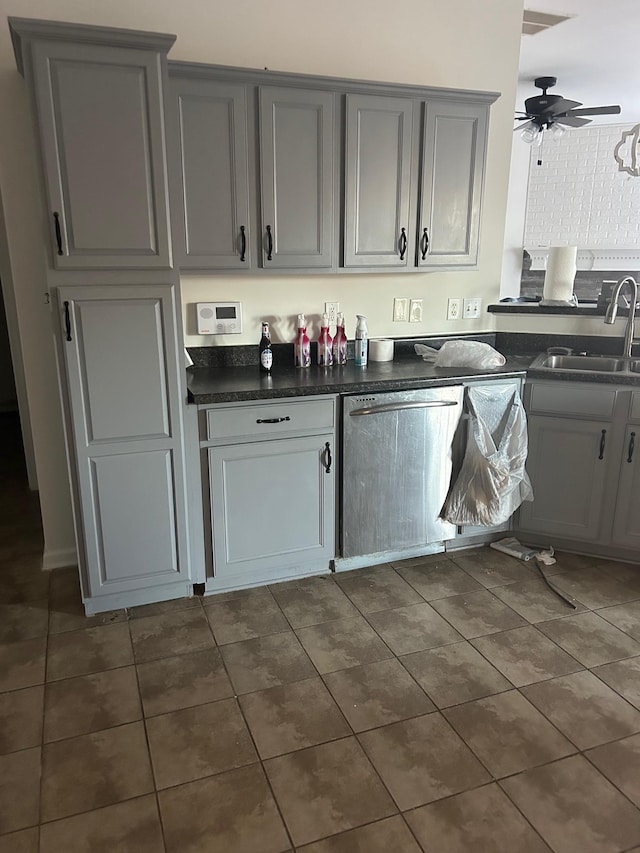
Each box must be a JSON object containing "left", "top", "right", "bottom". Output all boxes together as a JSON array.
[
  {"left": 59, "top": 284, "right": 193, "bottom": 613},
  {"left": 259, "top": 87, "right": 335, "bottom": 269},
  {"left": 419, "top": 101, "right": 488, "bottom": 268},
  {"left": 344, "top": 94, "right": 415, "bottom": 268},
  {"left": 201, "top": 397, "right": 336, "bottom": 590},
  {"left": 168, "top": 77, "right": 252, "bottom": 269},
  {"left": 12, "top": 22, "right": 174, "bottom": 270},
  {"left": 518, "top": 414, "right": 610, "bottom": 542},
  {"left": 518, "top": 380, "right": 640, "bottom": 558},
  {"left": 611, "top": 423, "right": 640, "bottom": 550}
]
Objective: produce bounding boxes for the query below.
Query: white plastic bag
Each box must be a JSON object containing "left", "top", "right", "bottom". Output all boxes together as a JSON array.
[
  {"left": 443, "top": 386, "right": 533, "bottom": 526},
  {"left": 415, "top": 340, "right": 506, "bottom": 369}
]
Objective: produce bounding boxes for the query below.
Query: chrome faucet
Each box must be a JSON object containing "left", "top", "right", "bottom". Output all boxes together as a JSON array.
[{"left": 604, "top": 276, "right": 639, "bottom": 358}]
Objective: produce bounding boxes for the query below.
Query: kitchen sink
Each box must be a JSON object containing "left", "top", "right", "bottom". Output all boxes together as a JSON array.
[
  {"left": 538, "top": 355, "right": 627, "bottom": 372},
  {"left": 529, "top": 352, "right": 640, "bottom": 377}
]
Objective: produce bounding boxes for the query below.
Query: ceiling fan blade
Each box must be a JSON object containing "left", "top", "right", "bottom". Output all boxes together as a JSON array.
[
  {"left": 565, "top": 105, "right": 621, "bottom": 117},
  {"left": 514, "top": 120, "right": 535, "bottom": 133},
  {"left": 556, "top": 115, "right": 591, "bottom": 128},
  {"left": 514, "top": 116, "right": 533, "bottom": 122},
  {"left": 539, "top": 97, "right": 582, "bottom": 116}
]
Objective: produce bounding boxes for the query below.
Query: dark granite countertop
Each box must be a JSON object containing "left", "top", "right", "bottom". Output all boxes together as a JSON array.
[{"left": 186, "top": 356, "right": 533, "bottom": 404}]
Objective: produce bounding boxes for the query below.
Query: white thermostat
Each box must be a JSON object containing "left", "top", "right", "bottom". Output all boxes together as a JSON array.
[{"left": 196, "top": 301, "right": 243, "bottom": 335}]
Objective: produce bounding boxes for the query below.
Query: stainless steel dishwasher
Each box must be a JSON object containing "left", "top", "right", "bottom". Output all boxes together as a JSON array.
[{"left": 341, "top": 386, "right": 463, "bottom": 558}]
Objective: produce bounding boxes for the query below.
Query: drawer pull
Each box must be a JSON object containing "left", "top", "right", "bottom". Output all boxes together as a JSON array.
[
  {"left": 421, "top": 227, "right": 430, "bottom": 260},
  {"left": 63, "top": 301, "right": 72, "bottom": 342},
  {"left": 53, "top": 211, "right": 64, "bottom": 255},
  {"left": 240, "top": 225, "right": 246, "bottom": 262},
  {"left": 598, "top": 428, "right": 607, "bottom": 460},
  {"left": 323, "top": 441, "right": 332, "bottom": 474},
  {"left": 256, "top": 416, "right": 291, "bottom": 424},
  {"left": 399, "top": 227, "right": 407, "bottom": 261},
  {"left": 628, "top": 431, "right": 636, "bottom": 463},
  {"left": 266, "top": 225, "right": 273, "bottom": 261}
]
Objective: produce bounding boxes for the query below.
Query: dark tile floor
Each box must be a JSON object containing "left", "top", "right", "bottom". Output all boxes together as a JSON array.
[{"left": 2, "top": 412, "right": 640, "bottom": 851}]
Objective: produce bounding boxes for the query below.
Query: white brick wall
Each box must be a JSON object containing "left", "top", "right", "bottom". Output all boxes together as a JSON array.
[{"left": 523, "top": 123, "right": 640, "bottom": 248}]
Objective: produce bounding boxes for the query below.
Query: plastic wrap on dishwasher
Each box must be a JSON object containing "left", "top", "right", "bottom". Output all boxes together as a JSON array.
[{"left": 442, "top": 385, "right": 533, "bottom": 526}]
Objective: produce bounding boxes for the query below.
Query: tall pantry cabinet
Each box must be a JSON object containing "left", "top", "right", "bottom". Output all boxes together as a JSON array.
[{"left": 10, "top": 19, "right": 202, "bottom": 613}]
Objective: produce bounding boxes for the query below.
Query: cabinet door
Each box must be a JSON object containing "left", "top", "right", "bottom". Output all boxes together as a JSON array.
[
  {"left": 259, "top": 87, "right": 334, "bottom": 269},
  {"left": 209, "top": 435, "right": 335, "bottom": 583},
  {"left": 518, "top": 415, "right": 610, "bottom": 542},
  {"left": 419, "top": 101, "right": 488, "bottom": 268},
  {"left": 31, "top": 41, "right": 171, "bottom": 269},
  {"left": 169, "top": 77, "right": 251, "bottom": 269},
  {"left": 611, "top": 425, "right": 640, "bottom": 549},
  {"left": 59, "top": 285, "right": 191, "bottom": 601},
  {"left": 344, "top": 94, "right": 414, "bottom": 268}
]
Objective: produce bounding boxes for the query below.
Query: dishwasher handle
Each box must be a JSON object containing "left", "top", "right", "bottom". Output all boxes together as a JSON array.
[{"left": 349, "top": 400, "right": 459, "bottom": 417}]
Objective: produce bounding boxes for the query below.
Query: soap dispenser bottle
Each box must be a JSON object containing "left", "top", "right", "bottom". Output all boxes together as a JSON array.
[
  {"left": 294, "top": 313, "right": 311, "bottom": 368},
  {"left": 317, "top": 312, "right": 333, "bottom": 367},
  {"left": 332, "top": 312, "right": 347, "bottom": 365},
  {"left": 354, "top": 315, "right": 368, "bottom": 366}
]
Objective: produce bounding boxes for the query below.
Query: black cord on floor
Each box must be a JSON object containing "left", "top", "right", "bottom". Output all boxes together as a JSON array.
[{"left": 532, "top": 559, "right": 578, "bottom": 609}]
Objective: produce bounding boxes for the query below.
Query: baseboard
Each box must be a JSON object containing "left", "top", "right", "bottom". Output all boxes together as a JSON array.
[{"left": 42, "top": 546, "right": 78, "bottom": 571}]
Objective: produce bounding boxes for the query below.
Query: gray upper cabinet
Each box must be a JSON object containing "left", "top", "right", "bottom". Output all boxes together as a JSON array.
[
  {"left": 259, "top": 87, "right": 335, "bottom": 269},
  {"left": 419, "top": 101, "right": 488, "bottom": 269},
  {"left": 27, "top": 37, "right": 173, "bottom": 269},
  {"left": 58, "top": 284, "right": 192, "bottom": 610},
  {"left": 344, "top": 94, "right": 415, "bottom": 268},
  {"left": 169, "top": 77, "right": 251, "bottom": 269}
]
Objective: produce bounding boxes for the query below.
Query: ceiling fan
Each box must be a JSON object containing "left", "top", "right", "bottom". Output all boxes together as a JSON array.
[{"left": 515, "top": 76, "right": 621, "bottom": 144}]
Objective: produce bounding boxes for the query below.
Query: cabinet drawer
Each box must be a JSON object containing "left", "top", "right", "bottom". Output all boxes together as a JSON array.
[
  {"left": 630, "top": 392, "right": 640, "bottom": 423},
  {"left": 527, "top": 383, "right": 617, "bottom": 419},
  {"left": 205, "top": 398, "right": 335, "bottom": 441}
]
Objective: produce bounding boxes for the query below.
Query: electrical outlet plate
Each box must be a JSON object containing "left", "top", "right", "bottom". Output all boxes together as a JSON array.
[
  {"left": 409, "top": 299, "right": 423, "bottom": 323},
  {"left": 447, "top": 298, "right": 462, "bottom": 320},
  {"left": 324, "top": 302, "right": 339, "bottom": 325},
  {"left": 463, "top": 297, "right": 482, "bottom": 319},
  {"left": 393, "top": 297, "right": 409, "bottom": 322}
]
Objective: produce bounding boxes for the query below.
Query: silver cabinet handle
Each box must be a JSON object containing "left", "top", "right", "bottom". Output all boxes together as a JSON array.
[{"left": 350, "top": 400, "right": 459, "bottom": 417}]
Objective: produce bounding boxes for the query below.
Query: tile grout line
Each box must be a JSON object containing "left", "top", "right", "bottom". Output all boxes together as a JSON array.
[{"left": 127, "top": 614, "right": 169, "bottom": 853}]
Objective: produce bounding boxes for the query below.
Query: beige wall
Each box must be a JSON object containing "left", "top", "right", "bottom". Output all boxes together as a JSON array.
[{"left": 0, "top": 0, "right": 523, "bottom": 565}]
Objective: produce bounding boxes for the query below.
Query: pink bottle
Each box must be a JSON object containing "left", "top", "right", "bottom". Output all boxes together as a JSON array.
[
  {"left": 317, "top": 312, "right": 333, "bottom": 366},
  {"left": 294, "top": 313, "right": 311, "bottom": 368},
  {"left": 332, "top": 312, "right": 347, "bottom": 365}
]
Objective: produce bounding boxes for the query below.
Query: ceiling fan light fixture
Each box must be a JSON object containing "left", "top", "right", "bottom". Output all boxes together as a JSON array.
[
  {"left": 550, "top": 122, "right": 567, "bottom": 139},
  {"left": 521, "top": 124, "right": 542, "bottom": 144}
]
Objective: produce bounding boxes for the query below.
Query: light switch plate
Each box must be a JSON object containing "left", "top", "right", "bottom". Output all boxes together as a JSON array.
[
  {"left": 463, "top": 297, "right": 482, "bottom": 319},
  {"left": 409, "top": 299, "right": 423, "bottom": 323},
  {"left": 393, "top": 297, "right": 409, "bottom": 322}
]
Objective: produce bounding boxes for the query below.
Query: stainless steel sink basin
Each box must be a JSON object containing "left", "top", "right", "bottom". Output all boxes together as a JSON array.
[{"left": 540, "top": 355, "right": 626, "bottom": 372}]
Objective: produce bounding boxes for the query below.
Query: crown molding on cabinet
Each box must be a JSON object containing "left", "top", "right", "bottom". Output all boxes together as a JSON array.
[{"left": 9, "top": 17, "right": 176, "bottom": 76}]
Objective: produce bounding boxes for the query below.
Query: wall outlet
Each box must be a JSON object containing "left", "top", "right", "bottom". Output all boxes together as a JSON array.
[
  {"left": 447, "top": 298, "right": 462, "bottom": 320},
  {"left": 463, "top": 297, "right": 482, "bottom": 319},
  {"left": 409, "top": 299, "right": 423, "bottom": 323},
  {"left": 324, "top": 302, "right": 339, "bottom": 325},
  {"left": 393, "top": 297, "right": 409, "bottom": 322}
]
